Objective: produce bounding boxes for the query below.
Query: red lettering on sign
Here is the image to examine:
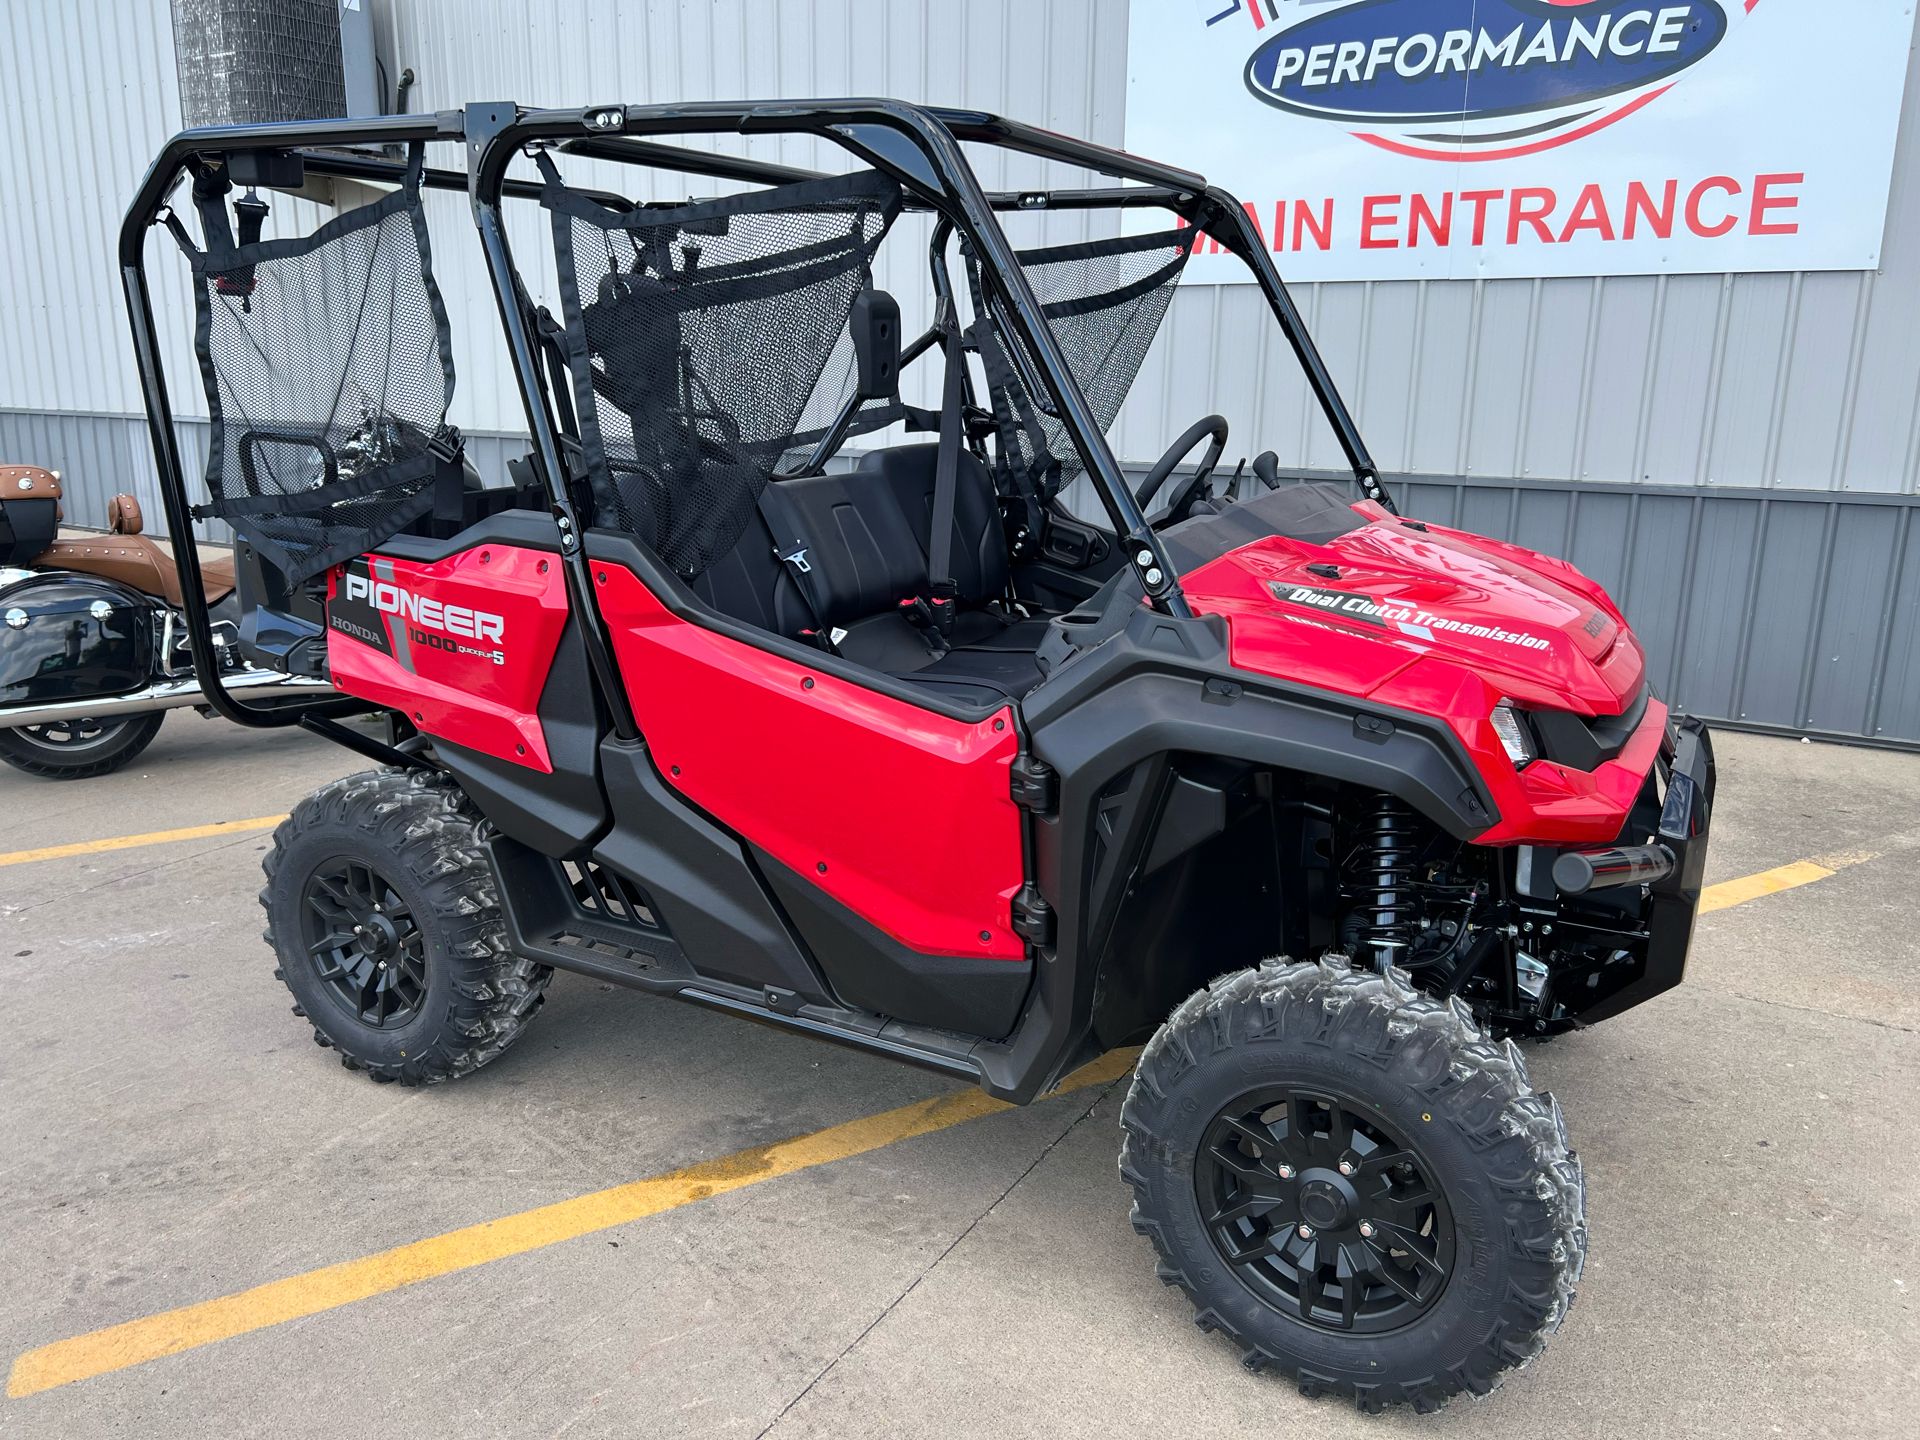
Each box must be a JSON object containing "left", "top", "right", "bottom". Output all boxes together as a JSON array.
[
  {"left": 1750, "top": 173, "right": 1803, "bottom": 236},
  {"left": 1623, "top": 180, "right": 1678, "bottom": 241},
  {"left": 1558, "top": 183, "right": 1617, "bottom": 243},
  {"left": 1459, "top": 189, "right": 1503, "bottom": 246},
  {"left": 1292, "top": 197, "right": 1334, "bottom": 252},
  {"left": 1686, "top": 176, "right": 1742, "bottom": 238},
  {"left": 1361, "top": 194, "right": 1401, "bottom": 249},
  {"left": 1409, "top": 192, "right": 1451, "bottom": 247},
  {"left": 1508, "top": 187, "right": 1557, "bottom": 244}
]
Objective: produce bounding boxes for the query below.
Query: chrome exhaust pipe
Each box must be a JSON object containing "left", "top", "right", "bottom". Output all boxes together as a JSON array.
[{"left": 1, "top": 670, "right": 334, "bottom": 729}]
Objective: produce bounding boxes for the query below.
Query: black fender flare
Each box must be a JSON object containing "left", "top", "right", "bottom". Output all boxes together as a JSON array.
[
  {"left": 1023, "top": 607, "right": 1497, "bottom": 842},
  {"left": 998, "top": 608, "right": 1499, "bottom": 1097}
]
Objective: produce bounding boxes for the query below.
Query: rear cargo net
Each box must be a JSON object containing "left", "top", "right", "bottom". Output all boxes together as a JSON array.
[
  {"left": 967, "top": 225, "right": 1195, "bottom": 507},
  {"left": 168, "top": 142, "right": 460, "bottom": 585},
  {"left": 538, "top": 158, "right": 901, "bottom": 579}
]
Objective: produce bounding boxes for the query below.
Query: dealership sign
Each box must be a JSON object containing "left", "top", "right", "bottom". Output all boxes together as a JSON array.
[{"left": 1125, "top": 1, "right": 1917, "bottom": 281}]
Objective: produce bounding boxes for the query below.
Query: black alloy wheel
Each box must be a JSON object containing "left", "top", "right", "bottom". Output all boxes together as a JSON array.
[
  {"left": 264, "top": 768, "right": 553, "bottom": 1085},
  {"left": 1195, "top": 1087, "right": 1454, "bottom": 1334},
  {"left": 1120, "top": 958, "right": 1586, "bottom": 1411},
  {"left": 300, "top": 857, "right": 428, "bottom": 1029}
]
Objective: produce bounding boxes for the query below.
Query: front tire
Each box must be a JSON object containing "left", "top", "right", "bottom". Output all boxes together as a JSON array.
[
  {"left": 262, "top": 768, "right": 552, "bottom": 1085},
  {"left": 1120, "top": 957, "right": 1585, "bottom": 1413},
  {"left": 0, "top": 712, "right": 165, "bottom": 779}
]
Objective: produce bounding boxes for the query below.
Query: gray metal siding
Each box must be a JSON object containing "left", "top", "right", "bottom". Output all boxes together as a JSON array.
[
  {"left": 1, "top": 1, "right": 1917, "bottom": 743},
  {"left": 1386, "top": 478, "right": 1920, "bottom": 746}
]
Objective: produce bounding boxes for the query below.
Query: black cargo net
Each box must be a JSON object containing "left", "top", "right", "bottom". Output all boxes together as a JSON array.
[
  {"left": 168, "top": 143, "right": 459, "bottom": 585},
  {"left": 540, "top": 162, "right": 902, "bottom": 579},
  {"left": 779, "top": 329, "right": 907, "bottom": 473},
  {"left": 968, "top": 225, "right": 1194, "bottom": 506}
]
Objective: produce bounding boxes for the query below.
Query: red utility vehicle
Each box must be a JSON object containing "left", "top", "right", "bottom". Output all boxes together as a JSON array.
[{"left": 122, "top": 100, "right": 1712, "bottom": 1412}]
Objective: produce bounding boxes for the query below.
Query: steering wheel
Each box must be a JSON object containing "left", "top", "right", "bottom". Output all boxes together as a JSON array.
[{"left": 1134, "top": 414, "right": 1229, "bottom": 527}]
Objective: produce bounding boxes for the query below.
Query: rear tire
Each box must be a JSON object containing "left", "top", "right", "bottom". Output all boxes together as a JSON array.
[
  {"left": 262, "top": 767, "right": 552, "bottom": 1085},
  {"left": 0, "top": 712, "right": 165, "bottom": 780},
  {"left": 1119, "top": 957, "right": 1585, "bottom": 1413}
]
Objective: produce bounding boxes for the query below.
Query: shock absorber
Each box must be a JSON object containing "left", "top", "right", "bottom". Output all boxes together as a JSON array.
[{"left": 1351, "top": 795, "right": 1422, "bottom": 970}]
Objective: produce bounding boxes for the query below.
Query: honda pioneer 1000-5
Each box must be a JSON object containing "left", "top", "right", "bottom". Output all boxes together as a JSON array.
[{"left": 122, "top": 100, "right": 1713, "bottom": 1412}]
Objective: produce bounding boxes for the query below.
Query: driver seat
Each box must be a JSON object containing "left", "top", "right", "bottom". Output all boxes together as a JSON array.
[{"left": 39, "top": 492, "right": 237, "bottom": 607}]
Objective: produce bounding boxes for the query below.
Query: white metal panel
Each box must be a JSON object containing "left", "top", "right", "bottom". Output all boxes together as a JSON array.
[{"left": 0, "top": 0, "right": 1918, "bottom": 500}]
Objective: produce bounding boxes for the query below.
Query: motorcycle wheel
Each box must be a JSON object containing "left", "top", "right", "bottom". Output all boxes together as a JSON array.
[{"left": 0, "top": 712, "right": 166, "bottom": 780}]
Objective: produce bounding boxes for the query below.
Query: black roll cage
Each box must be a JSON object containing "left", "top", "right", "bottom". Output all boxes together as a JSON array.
[{"left": 119, "top": 97, "right": 1388, "bottom": 736}]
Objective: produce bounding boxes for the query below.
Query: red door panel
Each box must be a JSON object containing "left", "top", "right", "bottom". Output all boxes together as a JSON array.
[
  {"left": 326, "top": 546, "right": 571, "bottom": 770},
  {"left": 594, "top": 565, "right": 1025, "bottom": 959}
]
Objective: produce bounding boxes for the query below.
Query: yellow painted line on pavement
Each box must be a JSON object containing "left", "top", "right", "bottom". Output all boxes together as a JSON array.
[
  {"left": 1699, "top": 853, "right": 1872, "bottom": 913},
  {"left": 0, "top": 816, "right": 287, "bottom": 869},
  {"left": 6, "top": 1045, "right": 1142, "bottom": 1399},
  {"left": 1, "top": 849, "right": 1880, "bottom": 1398}
]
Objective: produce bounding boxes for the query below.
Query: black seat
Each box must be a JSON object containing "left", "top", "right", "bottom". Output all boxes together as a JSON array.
[{"left": 693, "top": 443, "right": 1051, "bottom": 705}]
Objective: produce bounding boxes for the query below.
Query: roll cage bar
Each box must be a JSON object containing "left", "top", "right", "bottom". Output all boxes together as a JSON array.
[{"left": 118, "top": 98, "right": 1387, "bottom": 736}]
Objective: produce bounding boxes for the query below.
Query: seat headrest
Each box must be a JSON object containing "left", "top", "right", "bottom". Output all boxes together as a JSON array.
[
  {"left": 851, "top": 288, "right": 901, "bottom": 401},
  {"left": 108, "top": 493, "right": 144, "bottom": 535}
]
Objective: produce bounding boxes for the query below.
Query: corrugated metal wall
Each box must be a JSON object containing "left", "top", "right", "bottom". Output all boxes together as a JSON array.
[{"left": 1, "top": 1, "right": 1917, "bottom": 743}]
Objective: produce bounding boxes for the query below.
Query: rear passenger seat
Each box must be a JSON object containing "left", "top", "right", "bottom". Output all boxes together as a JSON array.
[{"left": 690, "top": 444, "right": 1052, "bottom": 707}]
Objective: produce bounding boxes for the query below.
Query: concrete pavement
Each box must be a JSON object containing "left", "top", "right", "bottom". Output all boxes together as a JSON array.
[{"left": 1, "top": 718, "right": 1915, "bottom": 1437}]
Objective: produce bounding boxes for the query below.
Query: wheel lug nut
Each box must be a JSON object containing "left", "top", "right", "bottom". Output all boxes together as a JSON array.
[
  {"left": 1276, "top": 1164, "right": 1294, "bottom": 1180},
  {"left": 1297, "top": 1224, "right": 1314, "bottom": 1239},
  {"left": 1359, "top": 1221, "right": 1375, "bottom": 1238},
  {"left": 1338, "top": 1160, "right": 1355, "bottom": 1176}
]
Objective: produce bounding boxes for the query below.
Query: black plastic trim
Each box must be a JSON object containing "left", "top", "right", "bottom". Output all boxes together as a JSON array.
[
  {"left": 1576, "top": 718, "right": 1715, "bottom": 1024},
  {"left": 1530, "top": 683, "right": 1651, "bottom": 773},
  {"left": 757, "top": 846, "right": 1032, "bottom": 1039},
  {"left": 590, "top": 738, "right": 835, "bottom": 1004},
  {"left": 1024, "top": 606, "right": 1497, "bottom": 840},
  {"left": 373, "top": 507, "right": 561, "bottom": 564},
  {"left": 436, "top": 614, "right": 610, "bottom": 859},
  {"left": 978, "top": 604, "right": 1500, "bottom": 1099}
]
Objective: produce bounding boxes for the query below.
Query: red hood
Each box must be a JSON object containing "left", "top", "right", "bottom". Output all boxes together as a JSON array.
[{"left": 1180, "top": 506, "right": 1645, "bottom": 716}]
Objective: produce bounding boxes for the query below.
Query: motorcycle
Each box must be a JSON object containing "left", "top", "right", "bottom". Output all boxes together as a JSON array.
[{"left": 0, "top": 463, "right": 330, "bottom": 779}]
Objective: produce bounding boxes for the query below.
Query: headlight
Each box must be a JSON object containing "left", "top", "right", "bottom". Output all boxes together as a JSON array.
[{"left": 1490, "top": 700, "right": 1537, "bottom": 768}]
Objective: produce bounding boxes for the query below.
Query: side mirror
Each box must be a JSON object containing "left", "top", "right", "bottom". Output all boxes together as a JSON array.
[{"left": 851, "top": 288, "right": 900, "bottom": 401}]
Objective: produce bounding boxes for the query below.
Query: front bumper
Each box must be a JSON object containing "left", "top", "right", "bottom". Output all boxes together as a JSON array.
[{"left": 1578, "top": 715, "right": 1716, "bottom": 1024}]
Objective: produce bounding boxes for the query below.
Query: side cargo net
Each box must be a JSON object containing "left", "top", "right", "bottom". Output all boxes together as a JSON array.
[
  {"left": 967, "top": 225, "right": 1195, "bottom": 507},
  {"left": 166, "top": 142, "right": 461, "bottom": 585},
  {"left": 537, "top": 158, "right": 902, "bottom": 579}
]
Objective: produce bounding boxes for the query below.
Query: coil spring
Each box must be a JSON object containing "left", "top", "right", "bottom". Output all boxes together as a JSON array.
[{"left": 1353, "top": 795, "right": 1422, "bottom": 966}]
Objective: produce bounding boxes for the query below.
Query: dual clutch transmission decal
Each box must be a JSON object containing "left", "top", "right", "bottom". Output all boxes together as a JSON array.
[{"left": 1271, "top": 581, "right": 1553, "bottom": 652}]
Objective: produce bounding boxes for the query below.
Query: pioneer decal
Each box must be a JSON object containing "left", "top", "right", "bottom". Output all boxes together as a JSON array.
[
  {"left": 1271, "top": 581, "right": 1554, "bottom": 651},
  {"left": 1127, "top": 2, "right": 1916, "bottom": 282},
  {"left": 345, "top": 571, "right": 505, "bottom": 644},
  {"left": 329, "top": 561, "right": 508, "bottom": 667}
]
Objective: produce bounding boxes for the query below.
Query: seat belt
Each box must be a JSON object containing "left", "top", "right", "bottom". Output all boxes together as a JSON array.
[
  {"left": 754, "top": 481, "right": 839, "bottom": 653},
  {"left": 926, "top": 304, "right": 966, "bottom": 640}
]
